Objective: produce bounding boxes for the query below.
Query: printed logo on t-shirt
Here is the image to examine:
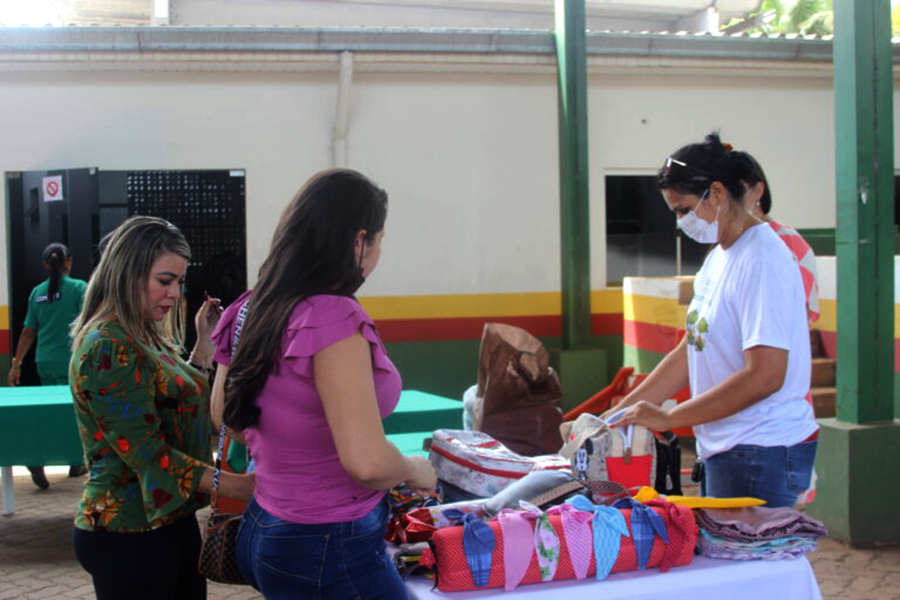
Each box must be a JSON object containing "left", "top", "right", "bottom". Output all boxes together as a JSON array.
[
  {"left": 35, "top": 292, "right": 62, "bottom": 303},
  {"left": 686, "top": 309, "right": 709, "bottom": 351}
]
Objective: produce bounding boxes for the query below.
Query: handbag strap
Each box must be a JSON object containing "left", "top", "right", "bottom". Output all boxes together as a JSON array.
[
  {"left": 526, "top": 476, "right": 628, "bottom": 509},
  {"left": 211, "top": 299, "right": 250, "bottom": 512}
]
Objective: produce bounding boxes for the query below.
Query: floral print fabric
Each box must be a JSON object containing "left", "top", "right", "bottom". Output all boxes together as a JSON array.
[{"left": 71, "top": 322, "right": 211, "bottom": 532}]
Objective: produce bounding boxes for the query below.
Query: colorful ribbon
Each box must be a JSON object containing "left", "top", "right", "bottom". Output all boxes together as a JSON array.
[
  {"left": 443, "top": 509, "right": 496, "bottom": 587},
  {"left": 567, "top": 495, "right": 630, "bottom": 580},
  {"left": 613, "top": 497, "right": 669, "bottom": 569},
  {"left": 546, "top": 502, "right": 593, "bottom": 580}
]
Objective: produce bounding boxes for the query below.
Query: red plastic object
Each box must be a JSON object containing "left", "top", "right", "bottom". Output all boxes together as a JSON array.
[{"left": 563, "top": 367, "right": 637, "bottom": 421}]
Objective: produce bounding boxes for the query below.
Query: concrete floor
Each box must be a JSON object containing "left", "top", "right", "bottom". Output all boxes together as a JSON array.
[{"left": 1, "top": 469, "right": 898, "bottom": 599}]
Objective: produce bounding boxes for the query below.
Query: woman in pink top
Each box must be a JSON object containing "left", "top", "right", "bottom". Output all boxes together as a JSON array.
[
  {"left": 736, "top": 152, "right": 820, "bottom": 323},
  {"left": 210, "top": 169, "right": 437, "bottom": 599}
]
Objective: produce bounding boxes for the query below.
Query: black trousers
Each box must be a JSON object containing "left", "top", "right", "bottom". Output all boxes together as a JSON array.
[{"left": 73, "top": 513, "right": 206, "bottom": 600}]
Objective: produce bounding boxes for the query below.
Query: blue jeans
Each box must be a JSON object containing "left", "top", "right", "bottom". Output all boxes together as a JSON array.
[
  {"left": 237, "top": 496, "right": 407, "bottom": 600},
  {"left": 701, "top": 441, "right": 817, "bottom": 508}
]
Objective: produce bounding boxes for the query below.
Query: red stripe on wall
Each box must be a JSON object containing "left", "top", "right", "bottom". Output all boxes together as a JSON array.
[
  {"left": 0, "top": 330, "right": 8, "bottom": 355},
  {"left": 375, "top": 313, "right": 623, "bottom": 343},
  {"left": 816, "top": 329, "right": 900, "bottom": 373},
  {"left": 623, "top": 319, "right": 680, "bottom": 355},
  {"left": 592, "top": 313, "right": 623, "bottom": 336}
]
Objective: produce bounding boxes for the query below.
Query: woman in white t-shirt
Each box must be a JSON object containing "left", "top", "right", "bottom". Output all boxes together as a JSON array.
[{"left": 610, "top": 133, "right": 818, "bottom": 508}]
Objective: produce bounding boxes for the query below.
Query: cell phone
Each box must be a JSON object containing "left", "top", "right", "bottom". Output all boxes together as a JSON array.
[{"left": 204, "top": 291, "right": 223, "bottom": 316}]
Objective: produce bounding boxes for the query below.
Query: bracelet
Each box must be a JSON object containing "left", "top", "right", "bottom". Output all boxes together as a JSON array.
[
  {"left": 189, "top": 360, "right": 214, "bottom": 374},
  {"left": 10, "top": 357, "right": 22, "bottom": 367}
]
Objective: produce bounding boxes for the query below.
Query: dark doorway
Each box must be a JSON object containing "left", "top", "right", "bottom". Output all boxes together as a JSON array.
[
  {"left": 5, "top": 168, "right": 247, "bottom": 384},
  {"left": 605, "top": 175, "right": 707, "bottom": 286}
]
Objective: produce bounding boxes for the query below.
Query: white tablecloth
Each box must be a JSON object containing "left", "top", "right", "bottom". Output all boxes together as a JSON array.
[{"left": 406, "top": 556, "right": 822, "bottom": 600}]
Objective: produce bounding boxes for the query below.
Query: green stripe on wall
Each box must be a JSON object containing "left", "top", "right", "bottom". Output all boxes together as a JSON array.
[
  {"left": 623, "top": 345, "right": 667, "bottom": 375},
  {"left": 384, "top": 334, "right": 623, "bottom": 401},
  {"left": 0, "top": 355, "right": 9, "bottom": 387}
]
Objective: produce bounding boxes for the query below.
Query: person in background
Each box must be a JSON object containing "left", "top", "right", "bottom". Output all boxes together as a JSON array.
[
  {"left": 69, "top": 216, "right": 254, "bottom": 600},
  {"left": 7, "top": 243, "right": 87, "bottom": 489},
  {"left": 610, "top": 133, "right": 818, "bottom": 508},
  {"left": 735, "top": 151, "right": 820, "bottom": 323},
  {"left": 211, "top": 169, "right": 436, "bottom": 600}
]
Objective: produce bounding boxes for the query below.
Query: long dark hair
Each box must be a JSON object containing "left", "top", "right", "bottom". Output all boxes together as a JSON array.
[
  {"left": 657, "top": 132, "right": 753, "bottom": 201},
  {"left": 732, "top": 151, "right": 772, "bottom": 214},
  {"left": 224, "top": 169, "right": 388, "bottom": 431},
  {"left": 42, "top": 243, "right": 71, "bottom": 303}
]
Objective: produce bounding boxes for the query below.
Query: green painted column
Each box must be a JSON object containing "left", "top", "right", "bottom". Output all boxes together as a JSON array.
[
  {"left": 833, "top": 0, "right": 894, "bottom": 425},
  {"left": 551, "top": 0, "right": 609, "bottom": 410},
  {"left": 555, "top": 0, "right": 591, "bottom": 351},
  {"left": 807, "top": 0, "right": 900, "bottom": 547}
]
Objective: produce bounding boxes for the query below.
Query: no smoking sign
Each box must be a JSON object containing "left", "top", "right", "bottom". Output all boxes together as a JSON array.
[{"left": 42, "top": 175, "right": 64, "bottom": 202}]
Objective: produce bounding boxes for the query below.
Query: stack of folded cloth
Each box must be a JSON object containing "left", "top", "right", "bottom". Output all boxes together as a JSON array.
[{"left": 694, "top": 507, "right": 828, "bottom": 561}]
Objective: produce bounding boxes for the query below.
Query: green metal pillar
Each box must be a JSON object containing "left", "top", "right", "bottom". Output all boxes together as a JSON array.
[
  {"left": 551, "top": 0, "right": 608, "bottom": 411},
  {"left": 555, "top": 0, "right": 591, "bottom": 351},
  {"left": 807, "top": 0, "right": 900, "bottom": 547}
]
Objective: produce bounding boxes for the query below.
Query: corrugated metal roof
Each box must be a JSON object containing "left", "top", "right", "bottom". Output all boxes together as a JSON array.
[{"left": 0, "top": 26, "right": 862, "bottom": 62}]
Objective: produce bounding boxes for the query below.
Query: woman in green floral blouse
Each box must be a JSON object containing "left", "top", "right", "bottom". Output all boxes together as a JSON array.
[{"left": 69, "top": 216, "right": 254, "bottom": 600}]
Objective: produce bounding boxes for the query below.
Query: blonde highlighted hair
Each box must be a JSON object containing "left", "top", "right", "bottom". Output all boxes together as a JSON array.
[{"left": 71, "top": 216, "right": 191, "bottom": 352}]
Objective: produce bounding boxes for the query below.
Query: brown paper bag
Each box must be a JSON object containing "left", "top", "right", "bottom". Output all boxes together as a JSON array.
[{"left": 473, "top": 323, "right": 563, "bottom": 456}]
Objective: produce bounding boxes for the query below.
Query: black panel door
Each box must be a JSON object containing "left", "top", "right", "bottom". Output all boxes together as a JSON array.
[{"left": 5, "top": 168, "right": 99, "bottom": 386}]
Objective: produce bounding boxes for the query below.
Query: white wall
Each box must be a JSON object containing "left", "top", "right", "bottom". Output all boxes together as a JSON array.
[{"left": 0, "top": 64, "right": 859, "bottom": 307}]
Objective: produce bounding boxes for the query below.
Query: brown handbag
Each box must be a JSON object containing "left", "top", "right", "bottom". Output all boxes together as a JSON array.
[
  {"left": 473, "top": 323, "right": 563, "bottom": 456},
  {"left": 199, "top": 301, "right": 250, "bottom": 585},
  {"left": 198, "top": 422, "right": 248, "bottom": 585}
]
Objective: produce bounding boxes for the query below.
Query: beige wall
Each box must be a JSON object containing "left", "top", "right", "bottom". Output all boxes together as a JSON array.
[{"left": 0, "top": 63, "right": 864, "bottom": 306}]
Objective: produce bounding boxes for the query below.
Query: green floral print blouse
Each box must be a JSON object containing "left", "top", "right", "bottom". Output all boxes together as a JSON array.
[{"left": 71, "top": 321, "right": 212, "bottom": 532}]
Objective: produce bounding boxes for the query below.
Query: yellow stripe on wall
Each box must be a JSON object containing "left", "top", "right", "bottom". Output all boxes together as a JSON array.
[
  {"left": 623, "top": 293, "right": 687, "bottom": 330},
  {"left": 357, "top": 290, "right": 623, "bottom": 321},
  {"left": 0, "top": 305, "right": 7, "bottom": 330},
  {"left": 791, "top": 299, "right": 900, "bottom": 338},
  {"left": 816, "top": 299, "right": 836, "bottom": 333}
]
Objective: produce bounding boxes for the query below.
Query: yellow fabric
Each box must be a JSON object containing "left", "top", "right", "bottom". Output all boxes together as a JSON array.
[{"left": 631, "top": 486, "right": 766, "bottom": 508}]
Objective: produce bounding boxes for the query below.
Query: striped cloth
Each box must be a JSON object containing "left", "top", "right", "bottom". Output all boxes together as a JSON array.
[{"left": 768, "top": 220, "right": 820, "bottom": 322}]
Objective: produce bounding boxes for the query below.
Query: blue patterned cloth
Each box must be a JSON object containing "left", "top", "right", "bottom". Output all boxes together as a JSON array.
[
  {"left": 443, "top": 509, "right": 497, "bottom": 587},
  {"left": 613, "top": 497, "right": 669, "bottom": 569},
  {"left": 567, "top": 495, "right": 630, "bottom": 580}
]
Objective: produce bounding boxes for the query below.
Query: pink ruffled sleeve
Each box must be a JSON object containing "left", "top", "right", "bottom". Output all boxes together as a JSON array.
[
  {"left": 282, "top": 295, "right": 393, "bottom": 380},
  {"left": 211, "top": 290, "right": 252, "bottom": 366}
]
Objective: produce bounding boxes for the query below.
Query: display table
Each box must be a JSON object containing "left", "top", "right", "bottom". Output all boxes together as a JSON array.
[
  {"left": 0, "top": 385, "right": 83, "bottom": 515},
  {"left": 0, "top": 386, "right": 457, "bottom": 515},
  {"left": 406, "top": 555, "right": 822, "bottom": 599}
]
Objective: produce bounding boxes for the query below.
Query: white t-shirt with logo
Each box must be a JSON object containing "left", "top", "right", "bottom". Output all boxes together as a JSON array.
[{"left": 686, "top": 223, "right": 817, "bottom": 460}]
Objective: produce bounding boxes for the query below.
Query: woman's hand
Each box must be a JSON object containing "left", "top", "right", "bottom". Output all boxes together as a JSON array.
[
  {"left": 611, "top": 400, "right": 673, "bottom": 432},
  {"left": 405, "top": 455, "right": 437, "bottom": 496},
  {"left": 194, "top": 295, "right": 222, "bottom": 344},
  {"left": 190, "top": 295, "right": 221, "bottom": 369},
  {"left": 219, "top": 471, "right": 256, "bottom": 504},
  {"left": 7, "top": 364, "right": 20, "bottom": 387}
]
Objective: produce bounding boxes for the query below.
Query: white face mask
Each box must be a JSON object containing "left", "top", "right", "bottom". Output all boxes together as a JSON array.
[{"left": 677, "top": 189, "right": 719, "bottom": 244}]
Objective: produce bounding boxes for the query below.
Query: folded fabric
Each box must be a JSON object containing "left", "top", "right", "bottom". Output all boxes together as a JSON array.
[
  {"left": 695, "top": 507, "right": 828, "bottom": 543},
  {"left": 484, "top": 470, "right": 579, "bottom": 518},
  {"left": 613, "top": 497, "right": 668, "bottom": 570},
  {"left": 697, "top": 529, "right": 818, "bottom": 561},
  {"left": 632, "top": 486, "right": 765, "bottom": 508}
]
